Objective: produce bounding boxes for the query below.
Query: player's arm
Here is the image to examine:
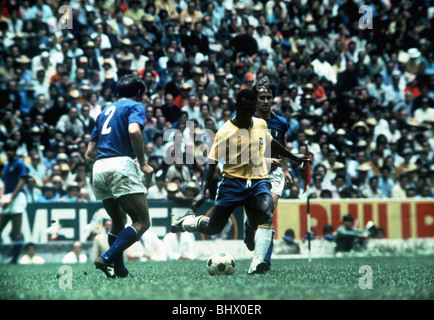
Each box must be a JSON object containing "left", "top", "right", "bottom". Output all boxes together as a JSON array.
[
  {"left": 192, "top": 161, "right": 216, "bottom": 212},
  {"left": 86, "top": 125, "right": 99, "bottom": 160},
  {"left": 86, "top": 141, "right": 98, "bottom": 160},
  {"left": 271, "top": 139, "right": 310, "bottom": 163},
  {"left": 281, "top": 154, "right": 292, "bottom": 184},
  {"left": 129, "top": 123, "right": 153, "bottom": 177},
  {"left": 337, "top": 227, "right": 368, "bottom": 239},
  {"left": 280, "top": 133, "right": 292, "bottom": 184},
  {"left": 129, "top": 123, "right": 146, "bottom": 165}
]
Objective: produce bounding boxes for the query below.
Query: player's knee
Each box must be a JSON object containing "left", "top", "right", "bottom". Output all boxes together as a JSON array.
[
  {"left": 260, "top": 195, "right": 275, "bottom": 213},
  {"left": 139, "top": 219, "right": 151, "bottom": 236},
  {"left": 256, "top": 196, "right": 274, "bottom": 226}
]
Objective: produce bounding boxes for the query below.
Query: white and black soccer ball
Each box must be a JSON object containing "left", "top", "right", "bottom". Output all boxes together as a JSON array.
[{"left": 206, "top": 252, "right": 236, "bottom": 276}]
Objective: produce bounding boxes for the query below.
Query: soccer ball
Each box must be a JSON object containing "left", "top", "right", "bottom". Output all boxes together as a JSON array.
[{"left": 206, "top": 252, "right": 236, "bottom": 276}]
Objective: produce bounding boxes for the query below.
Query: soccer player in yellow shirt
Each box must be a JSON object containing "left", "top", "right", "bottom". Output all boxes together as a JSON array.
[{"left": 171, "top": 89, "right": 310, "bottom": 274}]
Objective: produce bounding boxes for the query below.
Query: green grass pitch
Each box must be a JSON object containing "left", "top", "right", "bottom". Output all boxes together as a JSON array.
[{"left": 0, "top": 255, "right": 432, "bottom": 300}]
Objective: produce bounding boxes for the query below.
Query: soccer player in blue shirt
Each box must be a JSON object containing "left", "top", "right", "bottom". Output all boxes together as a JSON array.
[
  {"left": 0, "top": 140, "right": 28, "bottom": 264},
  {"left": 86, "top": 75, "right": 153, "bottom": 278},
  {"left": 171, "top": 89, "right": 310, "bottom": 274},
  {"left": 243, "top": 76, "right": 293, "bottom": 271}
]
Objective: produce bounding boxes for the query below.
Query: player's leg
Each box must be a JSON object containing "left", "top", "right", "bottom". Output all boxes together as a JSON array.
[
  {"left": 94, "top": 157, "right": 150, "bottom": 277},
  {"left": 260, "top": 169, "right": 285, "bottom": 265},
  {"left": 244, "top": 168, "right": 283, "bottom": 253},
  {"left": 243, "top": 216, "right": 256, "bottom": 251},
  {"left": 2, "top": 193, "right": 27, "bottom": 264},
  {"left": 104, "top": 198, "right": 127, "bottom": 235},
  {"left": 262, "top": 193, "right": 279, "bottom": 263},
  {"left": 0, "top": 213, "right": 11, "bottom": 235},
  {"left": 101, "top": 197, "right": 128, "bottom": 276},
  {"left": 98, "top": 193, "right": 150, "bottom": 277},
  {"left": 0, "top": 214, "right": 11, "bottom": 254},
  {"left": 172, "top": 205, "right": 235, "bottom": 235},
  {"left": 9, "top": 213, "right": 24, "bottom": 264},
  {"left": 197, "top": 205, "right": 235, "bottom": 235},
  {"left": 172, "top": 177, "right": 241, "bottom": 234},
  {"left": 244, "top": 191, "right": 274, "bottom": 275},
  {"left": 244, "top": 193, "right": 278, "bottom": 254},
  {"left": 118, "top": 193, "right": 150, "bottom": 237}
]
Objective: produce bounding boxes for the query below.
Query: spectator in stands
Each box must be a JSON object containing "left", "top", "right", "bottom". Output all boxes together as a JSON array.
[
  {"left": 322, "top": 225, "right": 335, "bottom": 242},
  {"left": 180, "top": 1, "right": 202, "bottom": 27},
  {"left": 361, "top": 176, "right": 383, "bottom": 199},
  {"left": 19, "top": 242, "right": 45, "bottom": 264},
  {"left": 303, "top": 173, "right": 323, "bottom": 199},
  {"left": 163, "top": 231, "right": 196, "bottom": 260},
  {"left": 92, "top": 218, "right": 111, "bottom": 262},
  {"left": 274, "top": 229, "right": 300, "bottom": 255},
  {"left": 166, "top": 161, "right": 192, "bottom": 185},
  {"left": 329, "top": 174, "right": 347, "bottom": 199},
  {"left": 323, "top": 149, "right": 345, "bottom": 182},
  {"left": 392, "top": 174, "right": 409, "bottom": 198},
  {"left": 55, "top": 106, "right": 84, "bottom": 142},
  {"left": 22, "top": 175, "right": 42, "bottom": 204},
  {"left": 363, "top": 150, "right": 382, "bottom": 177},
  {"left": 182, "top": 181, "right": 199, "bottom": 200},
  {"left": 147, "top": 172, "right": 168, "bottom": 200},
  {"left": 351, "top": 163, "right": 371, "bottom": 193},
  {"left": 58, "top": 182, "right": 81, "bottom": 203},
  {"left": 62, "top": 241, "right": 88, "bottom": 264},
  {"left": 37, "top": 182, "right": 58, "bottom": 202},
  {"left": 335, "top": 214, "right": 369, "bottom": 252},
  {"left": 127, "top": 230, "right": 167, "bottom": 262},
  {"left": 26, "top": 153, "right": 47, "bottom": 183},
  {"left": 78, "top": 104, "right": 96, "bottom": 135},
  {"left": 50, "top": 174, "right": 66, "bottom": 198},
  {"left": 166, "top": 182, "right": 185, "bottom": 200},
  {"left": 0, "top": 0, "right": 431, "bottom": 205},
  {"left": 319, "top": 189, "right": 333, "bottom": 199},
  {"left": 395, "top": 149, "right": 416, "bottom": 178},
  {"left": 378, "top": 166, "right": 394, "bottom": 198}
]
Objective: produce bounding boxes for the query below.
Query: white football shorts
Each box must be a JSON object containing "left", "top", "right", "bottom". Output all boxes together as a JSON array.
[
  {"left": 92, "top": 156, "right": 147, "bottom": 200},
  {"left": 269, "top": 166, "right": 285, "bottom": 196},
  {"left": 1, "top": 192, "right": 27, "bottom": 214}
]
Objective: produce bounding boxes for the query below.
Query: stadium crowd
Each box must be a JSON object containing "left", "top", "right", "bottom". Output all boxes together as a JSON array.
[{"left": 0, "top": 0, "right": 433, "bottom": 204}]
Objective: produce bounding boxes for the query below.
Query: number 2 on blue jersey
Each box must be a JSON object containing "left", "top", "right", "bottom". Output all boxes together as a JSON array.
[{"left": 102, "top": 105, "right": 116, "bottom": 135}]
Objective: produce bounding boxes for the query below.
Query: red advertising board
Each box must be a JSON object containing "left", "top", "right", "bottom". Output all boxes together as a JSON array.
[{"left": 274, "top": 199, "right": 434, "bottom": 239}]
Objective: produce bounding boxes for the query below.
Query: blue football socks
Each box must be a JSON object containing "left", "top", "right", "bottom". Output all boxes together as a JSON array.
[
  {"left": 102, "top": 226, "right": 138, "bottom": 269},
  {"left": 107, "top": 231, "right": 127, "bottom": 273}
]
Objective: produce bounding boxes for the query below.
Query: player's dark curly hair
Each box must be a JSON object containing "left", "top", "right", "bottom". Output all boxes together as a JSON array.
[
  {"left": 252, "top": 76, "right": 275, "bottom": 97},
  {"left": 236, "top": 88, "right": 257, "bottom": 104},
  {"left": 117, "top": 74, "right": 147, "bottom": 98}
]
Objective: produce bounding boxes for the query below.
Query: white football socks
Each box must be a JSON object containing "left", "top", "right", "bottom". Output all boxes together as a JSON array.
[
  {"left": 248, "top": 226, "right": 273, "bottom": 274},
  {"left": 182, "top": 215, "right": 204, "bottom": 232}
]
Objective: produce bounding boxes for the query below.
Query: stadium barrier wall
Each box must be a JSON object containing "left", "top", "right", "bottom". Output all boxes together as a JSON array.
[
  {"left": 274, "top": 199, "right": 434, "bottom": 240},
  {"left": 0, "top": 199, "right": 432, "bottom": 246},
  {"left": 2, "top": 238, "right": 433, "bottom": 263},
  {"left": 0, "top": 200, "right": 244, "bottom": 244}
]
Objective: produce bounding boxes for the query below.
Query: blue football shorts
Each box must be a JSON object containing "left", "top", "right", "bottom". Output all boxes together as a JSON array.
[{"left": 214, "top": 177, "right": 271, "bottom": 208}]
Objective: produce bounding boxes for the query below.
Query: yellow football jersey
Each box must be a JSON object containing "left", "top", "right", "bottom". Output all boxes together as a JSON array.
[{"left": 207, "top": 118, "right": 273, "bottom": 179}]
